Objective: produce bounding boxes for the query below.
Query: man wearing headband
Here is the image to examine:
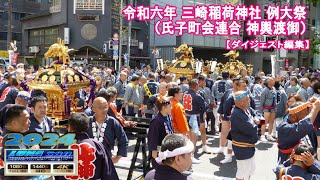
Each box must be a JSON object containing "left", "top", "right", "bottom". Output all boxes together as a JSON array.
[
  {"left": 277, "top": 101, "right": 320, "bottom": 164},
  {"left": 230, "top": 90, "right": 259, "bottom": 180},
  {"left": 145, "top": 134, "right": 194, "bottom": 180},
  {"left": 275, "top": 144, "right": 320, "bottom": 179},
  {"left": 148, "top": 96, "right": 173, "bottom": 169},
  {"left": 216, "top": 78, "right": 255, "bottom": 164}
]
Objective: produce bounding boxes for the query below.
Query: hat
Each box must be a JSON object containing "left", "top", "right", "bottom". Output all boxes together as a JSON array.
[
  {"left": 17, "top": 91, "right": 31, "bottom": 101},
  {"left": 16, "top": 63, "right": 24, "bottom": 68}
]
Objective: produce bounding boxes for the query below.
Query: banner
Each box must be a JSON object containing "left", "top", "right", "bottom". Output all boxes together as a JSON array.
[{"left": 12, "top": 53, "right": 18, "bottom": 65}]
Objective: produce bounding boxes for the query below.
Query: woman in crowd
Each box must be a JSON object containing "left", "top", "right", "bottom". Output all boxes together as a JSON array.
[
  {"left": 260, "top": 77, "right": 277, "bottom": 142},
  {"left": 148, "top": 96, "right": 174, "bottom": 169}
]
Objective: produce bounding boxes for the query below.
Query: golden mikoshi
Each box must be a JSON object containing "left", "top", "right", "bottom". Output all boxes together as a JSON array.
[
  {"left": 160, "top": 44, "right": 253, "bottom": 78},
  {"left": 22, "top": 38, "right": 96, "bottom": 126}
]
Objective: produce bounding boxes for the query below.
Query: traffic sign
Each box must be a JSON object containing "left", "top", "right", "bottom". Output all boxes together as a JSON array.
[{"left": 113, "top": 45, "right": 119, "bottom": 50}]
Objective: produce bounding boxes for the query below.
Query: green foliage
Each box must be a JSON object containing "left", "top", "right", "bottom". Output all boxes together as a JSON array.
[
  {"left": 26, "top": 57, "right": 42, "bottom": 69},
  {"left": 306, "top": 0, "right": 320, "bottom": 3},
  {"left": 310, "top": 37, "right": 320, "bottom": 55}
]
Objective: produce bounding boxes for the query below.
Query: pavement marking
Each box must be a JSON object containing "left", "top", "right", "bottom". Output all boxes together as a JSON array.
[
  {"left": 117, "top": 159, "right": 141, "bottom": 166},
  {"left": 191, "top": 172, "right": 235, "bottom": 180}
]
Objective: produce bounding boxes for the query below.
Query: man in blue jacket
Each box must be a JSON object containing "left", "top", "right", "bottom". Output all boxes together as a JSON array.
[
  {"left": 277, "top": 100, "right": 320, "bottom": 164},
  {"left": 230, "top": 90, "right": 259, "bottom": 180},
  {"left": 274, "top": 144, "right": 320, "bottom": 180},
  {"left": 183, "top": 79, "right": 206, "bottom": 163},
  {"left": 87, "top": 97, "right": 128, "bottom": 164}
]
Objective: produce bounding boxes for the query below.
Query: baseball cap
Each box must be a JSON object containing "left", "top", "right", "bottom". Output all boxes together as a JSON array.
[{"left": 17, "top": 91, "right": 31, "bottom": 101}]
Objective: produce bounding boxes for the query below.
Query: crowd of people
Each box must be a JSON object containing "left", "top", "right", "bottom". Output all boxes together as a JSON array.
[{"left": 1, "top": 62, "right": 320, "bottom": 179}]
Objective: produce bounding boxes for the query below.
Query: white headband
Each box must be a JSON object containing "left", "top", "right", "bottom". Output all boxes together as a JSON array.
[{"left": 156, "top": 140, "right": 194, "bottom": 164}]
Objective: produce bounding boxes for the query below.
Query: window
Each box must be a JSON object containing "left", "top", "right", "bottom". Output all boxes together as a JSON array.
[
  {"left": 14, "top": 13, "right": 21, "bottom": 20},
  {"left": 21, "top": 13, "right": 27, "bottom": 18},
  {"left": 0, "top": 32, "right": 7, "bottom": 41},
  {"left": 44, "top": 28, "right": 58, "bottom": 44},
  {"left": 131, "top": 30, "right": 136, "bottom": 39},
  {"left": 312, "top": 20, "right": 316, "bottom": 26},
  {"left": 30, "top": 28, "right": 58, "bottom": 46},
  {"left": 12, "top": 33, "right": 22, "bottom": 41},
  {"left": 2, "top": 12, "right": 8, "bottom": 19},
  {"left": 50, "top": 0, "right": 61, "bottom": 13},
  {"left": 29, "top": 30, "right": 42, "bottom": 45},
  {"left": 76, "top": 0, "right": 103, "bottom": 10}
]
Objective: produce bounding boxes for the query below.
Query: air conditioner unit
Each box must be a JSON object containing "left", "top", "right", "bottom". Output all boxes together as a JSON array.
[{"left": 29, "top": 46, "right": 39, "bottom": 53}]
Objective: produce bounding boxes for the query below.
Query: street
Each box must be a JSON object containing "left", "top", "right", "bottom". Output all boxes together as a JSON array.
[{"left": 114, "top": 134, "right": 278, "bottom": 180}]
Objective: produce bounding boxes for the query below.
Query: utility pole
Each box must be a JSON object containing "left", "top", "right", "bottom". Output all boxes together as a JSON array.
[
  {"left": 153, "top": 18, "right": 156, "bottom": 70},
  {"left": 7, "top": 0, "right": 12, "bottom": 49},
  {"left": 127, "top": 0, "right": 132, "bottom": 67},
  {"left": 118, "top": 0, "right": 123, "bottom": 71}
]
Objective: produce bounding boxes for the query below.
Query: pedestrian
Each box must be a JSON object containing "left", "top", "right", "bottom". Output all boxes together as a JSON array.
[
  {"left": 230, "top": 90, "right": 259, "bottom": 180},
  {"left": 148, "top": 96, "right": 174, "bottom": 169},
  {"left": 277, "top": 100, "right": 320, "bottom": 164}
]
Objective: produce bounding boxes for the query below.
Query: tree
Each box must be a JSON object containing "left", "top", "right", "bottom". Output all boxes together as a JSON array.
[
  {"left": 311, "top": 37, "right": 320, "bottom": 55},
  {"left": 26, "top": 57, "right": 42, "bottom": 70}
]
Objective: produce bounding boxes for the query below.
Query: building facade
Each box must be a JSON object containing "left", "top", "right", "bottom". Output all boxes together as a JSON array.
[
  {"left": 0, "top": 0, "right": 48, "bottom": 56},
  {"left": 150, "top": 0, "right": 235, "bottom": 70},
  {"left": 21, "top": 0, "right": 150, "bottom": 68},
  {"left": 313, "top": 2, "right": 320, "bottom": 69},
  {"left": 150, "top": 0, "right": 316, "bottom": 74}
]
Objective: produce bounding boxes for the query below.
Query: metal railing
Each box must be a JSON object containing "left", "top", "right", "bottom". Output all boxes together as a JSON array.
[{"left": 76, "top": 2, "right": 103, "bottom": 10}]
